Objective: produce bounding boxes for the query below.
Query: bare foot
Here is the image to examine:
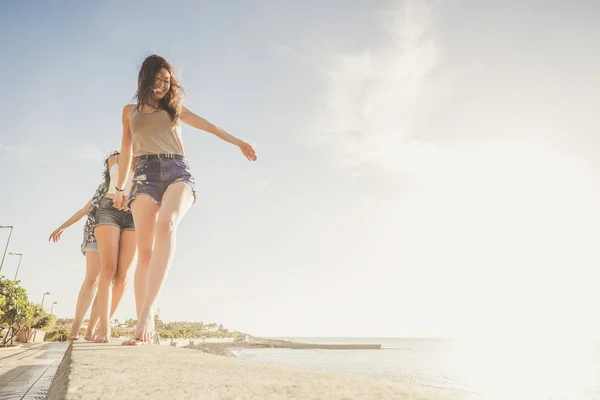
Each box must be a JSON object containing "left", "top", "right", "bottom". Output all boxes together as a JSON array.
[
  {"left": 84, "top": 325, "right": 99, "bottom": 341},
  {"left": 122, "top": 338, "right": 145, "bottom": 346},
  {"left": 68, "top": 327, "right": 81, "bottom": 341},
  {"left": 145, "top": 313, "right": 155, "bottom": 343},
  {"left": 94, "top": 336, "right": 109, "bottom": 344},
  {"left": 94, "top": 325, "right": 111, "bottom": 344},
  {"left": 84, "top": 328, "right": 94, "bottom": 341},
  {"left": 135, "top": 322, "right": 149, "bottom": 344},
  {"left": 123, "top": 313, "right": 154, "bottom": 346},
  {"left": 84, "top": 330, "right": 96, "bottom": 341}
]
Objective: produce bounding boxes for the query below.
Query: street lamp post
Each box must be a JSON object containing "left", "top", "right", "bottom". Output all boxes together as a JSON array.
[
  {"left": 34, "top": 292, "right": 51, "bottom": 343},
  {"left": 0, "top": 225, "right": 13, "bottom": 275},
  {"left": 8, "top": 252, "right": 22, "bottom": 281},
  {"left": 50, "top": 301, "right": 57, "bottom": 315},
  {"left": 41, "top": 292, "right": 50, "bottom": 309}
]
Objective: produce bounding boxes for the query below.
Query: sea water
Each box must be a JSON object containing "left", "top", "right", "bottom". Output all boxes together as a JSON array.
[{"left": 234, "top": 337, "right": 600, "bottom": 399}]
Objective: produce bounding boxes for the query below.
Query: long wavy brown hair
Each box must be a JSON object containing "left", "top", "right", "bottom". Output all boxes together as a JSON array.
[
  {"left": 134, "top": 54, "right": 184, "bottom": 121},
  {"left": 102, "top": 150, "right": 120, "bottom": 186},
  {"left": 101, "top": 151, "right": 137, "bottom": 184}
]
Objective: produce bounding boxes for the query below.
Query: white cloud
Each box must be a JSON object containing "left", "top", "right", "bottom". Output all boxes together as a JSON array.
[
  {"left": 343, "top": 138, "right": 600, "bottom": 338},
  {"left": 350, "top": 171, "right": 367, "bottom": 179},
  {"left": 0, "top": 143, "right": 28, "bottom": 153},
  {"left": 0, "top": 143, "right": 107, "bottom": 164},
  {"left": 275, "top": 44, "right": 323, "bottom": 72},
  {"left": 74, "top": 145, "right": 106, "bottom": 161},
  {"left": 309, "top": 0, "right": 600, "bottom": 339},
  {"left": 318, "top": 0, "right": 440, "bottom": 175}
]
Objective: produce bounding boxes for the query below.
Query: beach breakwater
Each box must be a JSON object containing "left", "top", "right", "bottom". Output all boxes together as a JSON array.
[{"left": 182, "top": 337, "right": 382, "bottom": 357}]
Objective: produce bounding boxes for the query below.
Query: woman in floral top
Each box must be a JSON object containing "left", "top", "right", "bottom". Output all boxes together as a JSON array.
[
  {"left": 80, "top": 181, "right": 108, "bottom": 254},
  {"left": 49, "top": 151, "right": 129, "bottom": 341}
]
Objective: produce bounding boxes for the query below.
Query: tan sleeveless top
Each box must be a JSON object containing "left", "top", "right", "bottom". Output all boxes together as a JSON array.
[{"left": 130, "top": 109, "right": 186, "bottom": 157}]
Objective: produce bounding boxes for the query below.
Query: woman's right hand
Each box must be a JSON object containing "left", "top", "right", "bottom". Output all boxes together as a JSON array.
[
  {"left": 49, "top": 227, "right": 66, "bottom": 243},
  {"left": 239, "top": 141, "right": 257, "bottom": 161}
]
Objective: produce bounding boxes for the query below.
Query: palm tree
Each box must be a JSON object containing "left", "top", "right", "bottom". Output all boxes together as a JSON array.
[{"left": 207, "top": 322, "right": 218, "bottom": 331}]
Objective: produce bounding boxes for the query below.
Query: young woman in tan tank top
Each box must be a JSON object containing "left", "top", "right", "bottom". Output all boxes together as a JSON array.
[{"left": 113, "top": 55, "right": 257, "bottom": 345}]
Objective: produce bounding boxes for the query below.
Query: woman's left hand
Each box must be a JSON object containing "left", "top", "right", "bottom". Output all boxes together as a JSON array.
[
  {"left": 113, "top": 191, "right": 128, "bottom": 210},
  {"left": 239, "top": 142, "right": 257, "bottom": 161},
  {"left": 49, "top": 227, "right": 66, "bottom": 243}
]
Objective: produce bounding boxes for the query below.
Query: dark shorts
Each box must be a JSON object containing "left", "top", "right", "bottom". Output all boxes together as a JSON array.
[
  {"left": 128, "top": 155, "right": 196, "bottom": 207},
  {"left": 82, "top": 241, "right": 98, "bottom": 254},
  {"left": 94, "top": 198, "right": 135, "bottom": 231}
]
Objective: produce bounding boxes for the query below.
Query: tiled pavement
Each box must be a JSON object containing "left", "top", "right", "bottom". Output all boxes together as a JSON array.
[{"left": 0, "top": 343, "right": 68, "bottom": 400}]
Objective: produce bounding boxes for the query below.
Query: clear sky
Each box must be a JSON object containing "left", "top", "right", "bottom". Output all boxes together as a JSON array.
[{"left": 0, "top": 0, "right": 599, "bottom": 338}]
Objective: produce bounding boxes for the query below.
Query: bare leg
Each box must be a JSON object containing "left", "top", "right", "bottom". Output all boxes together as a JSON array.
[
  {"left": 131, "top": 183, "right": 194, "bottom": 344},
  {"left": 85, "top": 295, "right": 100, "bottom": 341},
  {"left": 106, "top": 229, "right": 137, "bottom": 341},
  {"left": 111, "top": 230, "right": 137, "bottom": 317},
  {"left": 94, "top": 224, "right": 121, "bottom": 343},
  {"left": 123, "top": 195, "right": 158, "bottom": 345},
  {"left": 69, "top": 252, "right": 100, "bottom": 340},
  {"left": 85, "top": 274, "right": 131, "bottom": 341}
]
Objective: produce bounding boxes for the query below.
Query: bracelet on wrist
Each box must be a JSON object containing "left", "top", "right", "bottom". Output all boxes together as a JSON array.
[{"left": 115, "top": 187, "right": 125, "bottom": 192}]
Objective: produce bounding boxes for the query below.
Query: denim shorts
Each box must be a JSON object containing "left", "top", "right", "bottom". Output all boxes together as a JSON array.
[
  {"left": 94, "top": 198, "right": 135, "bottom": 231},
  {"left": 81, "top": 241, "right": 98, "bottom": 254},
  {"left": 128, "top": 155, "right": 196, "bottom": 207}
]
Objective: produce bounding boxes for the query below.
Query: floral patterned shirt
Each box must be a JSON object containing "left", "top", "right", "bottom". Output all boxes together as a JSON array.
[{"left": 80, "top": 180, "right": 109, "bottom": 255}]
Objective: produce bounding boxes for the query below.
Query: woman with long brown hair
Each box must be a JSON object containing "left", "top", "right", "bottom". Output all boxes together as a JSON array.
[
  {"left": 49, "top": 151, "right": 132, "bottom": 341},
  {"left": 92, "top": 152, "right": 137, "bottom": 343},
  {"left": 113, "top": 54, "right": 256, "bottom": 345}
]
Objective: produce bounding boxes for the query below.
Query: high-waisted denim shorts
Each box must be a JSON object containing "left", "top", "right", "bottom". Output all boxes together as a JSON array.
[
  {"left": 94, "top": 198, "right": 135, "bottom": 231},
  {"left": 128, "top": 154, "right": 196, "bottom": 207}
]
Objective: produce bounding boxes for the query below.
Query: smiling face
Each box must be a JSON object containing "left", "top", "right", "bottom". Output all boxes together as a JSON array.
[
  {"left": 152, "top": 68, "right": 171, "bottom": 100},
  {"left": 136, "top": 54, "right": 184, "bottom": 121}
]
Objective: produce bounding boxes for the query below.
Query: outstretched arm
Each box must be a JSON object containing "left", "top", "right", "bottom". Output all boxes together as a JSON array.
[
  {"left": 181, "top": 106, "right": 257, "bottom": 161},
  {"left": 49, "top": 197, "right": 94, "bottom": 243}
]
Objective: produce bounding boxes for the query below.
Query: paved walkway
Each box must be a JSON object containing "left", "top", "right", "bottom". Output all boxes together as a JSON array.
[
  {"left": 0, "top": 342, "right": 68, "bottom": 400},
  {"left": 47, "top": 341, "right": 476, "bottom": 400}
]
